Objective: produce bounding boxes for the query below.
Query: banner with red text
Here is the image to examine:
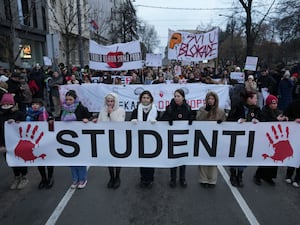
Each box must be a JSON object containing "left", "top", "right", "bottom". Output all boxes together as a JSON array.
[
  {"left": 5, "top": 121, "right": 300, "bottom": 167},
  {"left": 168, "top": 28, "right": 218, "bottom": 62},
  {"left": 59, "top": 83, "right": 231, "bottom": 112},
  {"left": 89, "top": 40, "right": 142, "bottom": 71}
]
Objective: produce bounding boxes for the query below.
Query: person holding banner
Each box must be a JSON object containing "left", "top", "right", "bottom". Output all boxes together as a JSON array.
[
  {"left": 227, "top": 90, "right": 261, "bottom": 187},
  {"left": 131, "top": 90, "right": 158, "bottom": 189},
  {"left": 61, "top": 90, "right": 91, "bottom": 189},
  {"left": 284, "top": 97, "right": 300, "bottom": 188},
  {"left": 94, "top": 92, "right": 125, "bottom": 189},
  {"left": 0, "top": 93, "right": 28, "bottom": 190},
  {"left": 25, "top": 98, "right": 55, "bottom": 189},
  {"left": 254, "top": 95, "right": 287, "bottom": 186},
  {"left": 161, "top": 89, "right": 195, "bottom": 188},
  {"left": 196, "top": 92, "right": 226, "bottom": 188}
]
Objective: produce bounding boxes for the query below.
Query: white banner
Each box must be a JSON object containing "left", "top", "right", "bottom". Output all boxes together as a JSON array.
[
  {"left": 145, "top": 53, "right": 162, "bottom": 67},
  {"left": 59, "top": 83, "right": 231, "bottom": 112},
  {"left": 230, "top": 72, "right": 245, "bottom": 84},
  {"left": 244, "top": 56, "right": 258, "bottom": 71},
  {"left": 89, "top": 40, "right": 142, "bottom": 71},
  {"left": 168, "top": 28, "right": 219, "bottom": 62},
  {"left": 5, "top": 121, "right": 300, "bottom": 167}
]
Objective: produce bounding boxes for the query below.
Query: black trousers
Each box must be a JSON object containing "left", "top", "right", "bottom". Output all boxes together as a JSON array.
[
  {"left": 140, "top": 167, "right": 154, "bottom": 183},
  {"left": 255, "top": 166, "right": 278, "bottom": 179},
  {"left": 170, "top": 166, "right": 186, "bottom": 180}
]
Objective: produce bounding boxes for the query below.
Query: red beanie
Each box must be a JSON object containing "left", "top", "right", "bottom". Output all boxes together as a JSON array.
[
  {"left": 1, "top": 93, "right": 15, "bottom": 105},
  {"left": 266, "top": 95, "right": 278, "bottom": 106}
]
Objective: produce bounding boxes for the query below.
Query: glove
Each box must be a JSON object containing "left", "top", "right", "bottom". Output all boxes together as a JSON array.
[
  {"left": 188, "top": 119, "right": 193, "bottom": 125},
  {"left": 169, "top": 120, "right": 173, "bottom": 126},
  {"left": 217, "top": 119, "right": 222, "bottom": 124},
  {"left": 131, "top": 119, "right": 138, "bottom": 125},
  {"left": 205, "top": 104, "right": 211, "bottom": 111},
  {"left": 150, "top": 119, "right": 157, "bottom": 124}
]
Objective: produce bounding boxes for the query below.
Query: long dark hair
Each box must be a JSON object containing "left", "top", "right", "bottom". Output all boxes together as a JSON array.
[{"left": 139, "top": 90, "right": 153, "bottom": 103}]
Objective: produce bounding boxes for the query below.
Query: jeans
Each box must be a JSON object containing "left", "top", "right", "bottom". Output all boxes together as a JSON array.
[{"left": 70, "top": 166, "right": 87, "bottom": 182}]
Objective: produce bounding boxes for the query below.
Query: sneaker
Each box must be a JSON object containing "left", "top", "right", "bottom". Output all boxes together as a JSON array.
[
  {"left": 169, "top": 179, "right": 176, "bottom": 188},
  {"left": 17, "top": 176, "right": 29, "bottom": 189},
  {"left": 78, "top": 180, "right": 87, "bottom": 189},
  {"left": 46, "top": 177, "right": 54, "bottom": 189},
  {"left": 113, "top": 177, "right": 120, "bottom": 189},
  {"left": 263, "top": 178, "right": 276, "bottom": 186},
  {"left": 10, "top": 176, "right": 20, "bottom": 190},
  {"left": 179, "top": 179, "right": 187, "bottom": 188},
  {"left": 292, "top": 181, "right": 300, "bottom": 188},
  {"left": 71, "top": 182, "right": 78, "bottom": 189},
  {"left": 285, "top": 178, "right": 292, "bottom": 184},
  {"left": 254, "top": 176, "right": 262, "bottom": 185},
  {"left": 38, "top": 179, "right": 47, "bottom": 189},
  {"left": 107, "top": 178, "right": 114, "bottom": 188}
]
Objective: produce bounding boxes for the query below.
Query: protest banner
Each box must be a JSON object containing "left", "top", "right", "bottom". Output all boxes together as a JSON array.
[
  {"left": 5, "top": 121, "right": 299, "bottom": 167},
  {"left": 89, "top": 40, "right": 142, "bottom": 71},
  {"left": 59, "top": 83, "right": 231, "bottom": 112},
  {"left": 168, "top": 28, "right": 218, "bottom": 62}
]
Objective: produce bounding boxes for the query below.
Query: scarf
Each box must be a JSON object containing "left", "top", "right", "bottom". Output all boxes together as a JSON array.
[
  {"left": 61, "top": 101, "right": 79, "bottom": 121},
  {"left": 26, "top": 106, "right": 46, "bottom": 121},
  {"left": 137, "top": 103, "right": 157, "bottom": 121}
]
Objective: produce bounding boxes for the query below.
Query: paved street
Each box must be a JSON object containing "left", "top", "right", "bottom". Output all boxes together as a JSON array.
[{"left": 0, "top": 155, "right": 299, "bottom": 225}]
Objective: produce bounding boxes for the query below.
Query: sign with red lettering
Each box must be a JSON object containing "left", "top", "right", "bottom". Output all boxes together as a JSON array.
[{"left": 168, "top": 28, "right": 219, "bottom": 62}]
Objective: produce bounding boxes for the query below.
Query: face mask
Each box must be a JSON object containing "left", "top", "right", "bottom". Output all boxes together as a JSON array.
[{"left": 1, "top": 104, "right": 13, "bottom": 110}]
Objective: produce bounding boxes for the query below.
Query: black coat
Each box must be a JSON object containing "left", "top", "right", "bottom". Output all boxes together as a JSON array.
[
  {"left": 227, "top": 102, "right": 261, "bottom": 122},
  {"left": 160, "top": 99, "right": 195, "bottom": 123},
  {"left": 261, "top": 105, "right": 282, "bottom": 122},
  {"left": 0, "top": 107, "right": 25, "bottom": 147}
]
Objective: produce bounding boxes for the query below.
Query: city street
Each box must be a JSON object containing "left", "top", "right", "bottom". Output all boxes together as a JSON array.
[{"left": 0, "top": 156, "right": 299, "bottom": 225}]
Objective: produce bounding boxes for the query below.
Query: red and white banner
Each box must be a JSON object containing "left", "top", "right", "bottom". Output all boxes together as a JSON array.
[
  {"left": 89, "top": 40, "right": 142, "bottom": 71},
  {"left": 168, "top": 28, "right": 218, "bottom": 62},
  {"left": 5, "top": 121, "right": 300, "bottom": 167},
  {"left": 59, "top": 83, "right": 231, "bottom": 112}
]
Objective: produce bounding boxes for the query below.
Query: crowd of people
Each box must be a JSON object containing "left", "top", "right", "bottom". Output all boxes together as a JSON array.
[{"left": 0, "top": 61, "right": 300, "bottom": 191}]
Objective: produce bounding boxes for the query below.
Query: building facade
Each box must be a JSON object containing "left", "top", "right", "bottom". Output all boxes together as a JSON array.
[{"left": 0, "top": 0, "right": 48, "bottom": 69}]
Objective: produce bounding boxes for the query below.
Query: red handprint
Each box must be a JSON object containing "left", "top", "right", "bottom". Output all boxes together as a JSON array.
[
  {"left": 14, "top": 124, "right": 46, "bottom": 162},
  {"left": 262, "top": 124, "right": 293, "bottom": 162}
]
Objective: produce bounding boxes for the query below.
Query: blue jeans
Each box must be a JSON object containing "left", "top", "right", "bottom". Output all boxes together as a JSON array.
[{"left": 70, "top": 166, "right": 87, "bottom": 182}]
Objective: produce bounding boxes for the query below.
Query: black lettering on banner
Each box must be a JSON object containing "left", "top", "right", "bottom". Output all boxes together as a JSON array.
[
  {"left": 223, "top": 130, "right": 245, "bottom": 157},
  {"left": 168, "top": 130, "right": 189, "bottom": 158},
  {"left": 109, "top": 130, "right": 132, "bottom": 158},
  {"left": 247, "top": 131, "right": 255, "bottom": 157},
  {"left": 138, "top": 130, "right": 162, "bottom": 158},
  {"left": 56, "top": 130, "right": 80, "bottom": 157},
  {"left": 194, "top": 130, "right": 218, "bottom": 157},
  {"left": 82, "top": 130, "right": 105, "bottom": 157}
]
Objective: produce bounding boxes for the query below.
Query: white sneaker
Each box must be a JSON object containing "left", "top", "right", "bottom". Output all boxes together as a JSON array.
[
  {"left": 10, "top": 176, "right": 20, "bottom": 190},
  {"left": 17, "top": 176, "right": 29, "bottom": 189},
  {"left": 78, "top": 180, "right": 87, "bottom": 189},
  {"left": 285, "top": 178, "right": 292, "bottom": 184},
  {"left": 292, "top": 181, "right": 300, "bottom": 188},
  {"left": 70, "top": 182, "right": 78, "bottom": 189}
]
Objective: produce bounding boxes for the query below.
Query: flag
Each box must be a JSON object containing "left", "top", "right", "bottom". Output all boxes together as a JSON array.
[{"left": 90, "top": 20, "right": 99, "bottom": 31}]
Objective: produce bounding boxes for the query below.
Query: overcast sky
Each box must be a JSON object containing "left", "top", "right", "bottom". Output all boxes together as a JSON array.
[{"left": 132, "top": 0, "right": 277, "bottom": 53}]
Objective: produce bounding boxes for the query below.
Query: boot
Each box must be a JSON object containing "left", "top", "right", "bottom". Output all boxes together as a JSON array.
[
  {"left": 229, "top": 168, "right": 238, "bottom": 187},
  {"left": 237, "top": 170, "right": 244, "bottom": 187}
]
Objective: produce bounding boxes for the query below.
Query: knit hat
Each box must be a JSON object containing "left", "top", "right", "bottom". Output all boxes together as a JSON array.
[
  {"left": 248, "top": 75, "right": 254, "bottom": 80},
  {"left": 266, "top": 95, "right": 278, "bottom": 106},
  {"left": 0, "top": 93, "right": 15, "bottom": 105}
]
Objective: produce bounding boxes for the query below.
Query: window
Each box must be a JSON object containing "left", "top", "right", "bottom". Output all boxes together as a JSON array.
[
  {"left": 21, "top": 0, "right": 30, "bottom": 26},
  {"left": 42, "top": 6, "right": 47, "bottom": 31},
  {"left": 4, "top": 0, "right": 12, "bottom": 21},
  {"left": 32, "top": 1, "right": 37, "bottom": 28}
]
